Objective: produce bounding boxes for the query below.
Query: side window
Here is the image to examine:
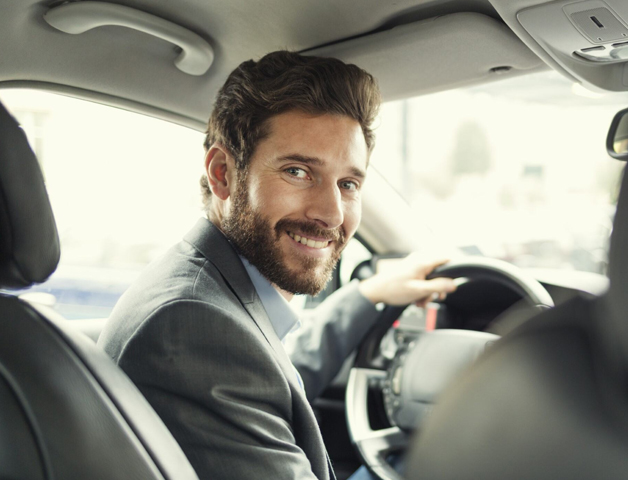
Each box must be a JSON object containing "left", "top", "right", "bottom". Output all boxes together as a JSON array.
[
  {"left": 1, "top": 89, "right": 375, "bottom": 319},
  {"left": 0, "top": 89, "right": 205, "bottom": 319}
]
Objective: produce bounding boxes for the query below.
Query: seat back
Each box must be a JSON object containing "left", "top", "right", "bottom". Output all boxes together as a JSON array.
[{"left": 0, "top": 100, "right": 198, "bottom": 479}]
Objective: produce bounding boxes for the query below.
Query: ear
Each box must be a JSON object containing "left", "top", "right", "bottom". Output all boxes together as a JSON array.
[{"left": 204, "top": 144, "right": 235, "bottom": 201}]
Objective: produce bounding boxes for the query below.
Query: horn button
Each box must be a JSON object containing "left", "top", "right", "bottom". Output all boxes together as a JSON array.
[{"left": 383, "top": 329, "right": 498, "bottom": 431}]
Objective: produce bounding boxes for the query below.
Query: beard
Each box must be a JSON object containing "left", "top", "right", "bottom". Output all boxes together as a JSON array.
[{"left": 221, "top": 177, "right": 347, "bottom": 296}]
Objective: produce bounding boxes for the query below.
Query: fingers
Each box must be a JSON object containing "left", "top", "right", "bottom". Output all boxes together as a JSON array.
[
  {"left": 360, "top": 255, "right": 456, "bottom": 306},
  {"left": 420, "top": 277, "right": 456, "bottom": 301},
  {"left": 415, "top": 298, "right": 431, "bottom": 308},
  {"left": 414, "top": 290, "right": 448, "bottom": 309},
  {"left": 423, "top": 277, "right": 457, "bottom": 294},
  {"left": 406, "top": 277, "right": 456, "bottom": 307}
]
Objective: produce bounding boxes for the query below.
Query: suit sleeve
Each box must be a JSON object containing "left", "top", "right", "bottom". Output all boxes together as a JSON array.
[
  {"left": 117, "top": 299, "right": 320, "bottom": 480},
  {"left": 284, "top": 280, "right": 381, "bottom": 401}
]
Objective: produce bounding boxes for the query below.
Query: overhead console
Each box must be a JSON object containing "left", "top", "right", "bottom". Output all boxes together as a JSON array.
[{"left": 518, "top": 0, "right": 628, "bottom": 91}]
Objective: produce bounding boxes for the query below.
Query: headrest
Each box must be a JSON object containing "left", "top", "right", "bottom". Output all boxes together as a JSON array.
[
  {"left": 0, "top": 100, "right": 60, "bottom": 289},
  {"left": 602, "top": 165, "right": 628, "bottom": 369}
]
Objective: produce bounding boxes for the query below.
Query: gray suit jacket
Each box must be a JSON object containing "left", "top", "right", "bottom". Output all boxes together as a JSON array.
[{"left": 98, "top": 218, "right": 380, "bottom": 480}]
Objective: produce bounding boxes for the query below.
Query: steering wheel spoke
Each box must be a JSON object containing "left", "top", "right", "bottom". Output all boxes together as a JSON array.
[
  {"left": 357, "top": 426, "right": 407, "bottom": 458},
  {"left": 347, "top": 368, "right": 408, "bottom": 480}
]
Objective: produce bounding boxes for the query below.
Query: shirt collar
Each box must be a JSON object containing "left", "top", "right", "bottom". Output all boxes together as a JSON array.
[{"left": 239, "top": 256, "right": 300, "bottom": 342}]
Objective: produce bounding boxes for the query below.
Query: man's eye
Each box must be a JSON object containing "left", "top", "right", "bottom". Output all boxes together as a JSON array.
[
  {"left": 285, "top": 167, "right": 308, "bottom": 179},
  {"left": 340, "top": 181, "right": 358, "bottom": 191}
]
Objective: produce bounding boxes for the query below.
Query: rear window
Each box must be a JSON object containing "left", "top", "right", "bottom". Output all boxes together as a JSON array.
[{"left": 1, "top": 89, "right": 205, "bottom": 318}]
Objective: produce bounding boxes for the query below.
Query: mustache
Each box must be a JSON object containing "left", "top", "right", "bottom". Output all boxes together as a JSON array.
[{"left": 275, "top": 218, "right": 346, "bottom": 244}]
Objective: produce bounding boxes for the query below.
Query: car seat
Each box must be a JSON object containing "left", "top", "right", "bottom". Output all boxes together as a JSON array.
[{"left": 0, "top": 100, "right": 199, "bottom": 480}]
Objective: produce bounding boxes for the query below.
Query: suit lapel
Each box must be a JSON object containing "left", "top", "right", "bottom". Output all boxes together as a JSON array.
[
  {"left": 185, "top": 218, "right": 333, "bottom": 480},
  {"left": 183, "top": 218, "right": 306, "bottom": 396}
]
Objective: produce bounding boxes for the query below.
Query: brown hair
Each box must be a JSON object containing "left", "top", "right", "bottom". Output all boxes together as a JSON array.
[{"left": 200, "top": 50, "right": 381, "bottom": 208}]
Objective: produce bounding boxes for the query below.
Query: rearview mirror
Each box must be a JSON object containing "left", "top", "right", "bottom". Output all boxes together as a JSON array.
[{"left": 607, "top": 108, "right": 628, "bottom": 160}]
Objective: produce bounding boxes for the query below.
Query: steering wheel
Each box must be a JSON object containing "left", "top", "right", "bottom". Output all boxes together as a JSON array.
[{"left": 345, "top": 257, "right": 554, "bottom": 480}]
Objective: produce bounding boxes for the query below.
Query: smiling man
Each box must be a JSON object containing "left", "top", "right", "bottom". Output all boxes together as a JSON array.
[
  {"left": 210, "top": 111, "right": 364, "bottom": 298},
  {"left": 99, "top": 51, "right": 455, "bottom": 480}
]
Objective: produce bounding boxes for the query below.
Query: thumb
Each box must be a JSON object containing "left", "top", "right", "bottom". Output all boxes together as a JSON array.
[
  {"left": 418, "top": 258, "right": 451, "bottom": 276},
  {"left": 422, "top": 277, "right": 457, "bottom": 294}
]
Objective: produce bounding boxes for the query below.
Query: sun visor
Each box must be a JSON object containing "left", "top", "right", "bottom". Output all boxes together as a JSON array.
[
  {"left": 518, "top": 0, "right": 628, "bottom": 92},
  {"left": 306, "top": 12, "right": 545, "bottom": 101}
]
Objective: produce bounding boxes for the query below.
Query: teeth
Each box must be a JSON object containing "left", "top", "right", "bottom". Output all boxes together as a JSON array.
[{"left": 288, "top": 231, "right": 329, "bottom": 250}]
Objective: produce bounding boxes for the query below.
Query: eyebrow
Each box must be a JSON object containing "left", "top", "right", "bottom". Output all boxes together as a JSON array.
[{"left": 276, "top": 154, "right": 366, "bottom": 180}]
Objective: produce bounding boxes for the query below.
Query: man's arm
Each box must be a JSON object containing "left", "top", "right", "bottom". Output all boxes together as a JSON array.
[
  {"left": 285, "top": 280, "right": 380, "bottom": 401},
  {"left": 117, "top": 300, "right": 322, "bottom": 480},
  {"left": 286, "top": 255, "right": 457, "bottom": 401}
]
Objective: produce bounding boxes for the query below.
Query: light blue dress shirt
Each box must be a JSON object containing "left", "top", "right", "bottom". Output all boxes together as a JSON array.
[{"left": 239, "top": 256, "right": 305, "bottom": 389}]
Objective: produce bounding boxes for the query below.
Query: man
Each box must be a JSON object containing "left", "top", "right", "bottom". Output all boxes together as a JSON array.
[{"left": 98, "top": 51, "right": 455, "bottom": 480}]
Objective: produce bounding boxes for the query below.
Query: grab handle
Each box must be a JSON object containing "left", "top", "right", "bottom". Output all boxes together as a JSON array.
[{"left": 44, "top": 1, "right": 214, "bottom": 76}]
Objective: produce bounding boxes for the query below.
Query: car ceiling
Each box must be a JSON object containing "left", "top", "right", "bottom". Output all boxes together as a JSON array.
[
  {"left": 6, "top": 0, "right": 628, "bottom": 254},
  {"left": 1, "top": 0, "right": 548, "bottom": 130}
]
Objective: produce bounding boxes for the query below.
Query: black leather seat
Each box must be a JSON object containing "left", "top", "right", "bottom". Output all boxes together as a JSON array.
[
  {"left": 0, "top": 100, "right": 199, "bottom": 480},
  {"left": 407, "top": 150, "right": 628, "bottom": 475}
]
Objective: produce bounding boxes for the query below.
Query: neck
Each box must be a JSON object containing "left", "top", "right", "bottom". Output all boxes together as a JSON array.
[
  {"left": 207, "top": 197, "right": 228, "bottom": 229},
  {"left": 207, "top": 210, "right": 223, "bottom": 230},
  {"left": 274, "top": 284, "right": 294, "bottom": 302}
]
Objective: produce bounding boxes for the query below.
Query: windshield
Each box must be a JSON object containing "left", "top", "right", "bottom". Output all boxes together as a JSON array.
[{"left": 370, "top": 71, "right": 627, "bottom": 274}]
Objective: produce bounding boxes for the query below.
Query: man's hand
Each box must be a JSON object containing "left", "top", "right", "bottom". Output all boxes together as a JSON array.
[{"left": 358, "top": 253, "right": 457, "bottom": 307}]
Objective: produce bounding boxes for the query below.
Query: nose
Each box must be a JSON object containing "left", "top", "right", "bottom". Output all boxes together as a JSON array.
[{"left": 305, "top": 181, "right": 344, "bottom": 229}]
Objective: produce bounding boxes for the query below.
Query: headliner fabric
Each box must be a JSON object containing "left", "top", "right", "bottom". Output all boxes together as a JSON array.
[
  {"left": 0, "top": 1, "right": 543, "bottom": 128},
  {"left": 0, "top": 100, "right": 60, "bottom": 289}
]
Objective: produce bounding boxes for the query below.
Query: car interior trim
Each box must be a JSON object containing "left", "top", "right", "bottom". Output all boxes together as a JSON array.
[{"left": 0, "top": 80, "right": 207, "bottom": 132}]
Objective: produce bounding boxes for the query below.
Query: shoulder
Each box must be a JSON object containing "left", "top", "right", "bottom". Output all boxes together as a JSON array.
[
  {"left": 118, "top": 298, "right": 261, "bottom": 354},
  {"left": 98, "top": 238, "right": 244, "bottom": 360},
  {"left": 110, "top": 297, "right": 292, "bottom": 409}
]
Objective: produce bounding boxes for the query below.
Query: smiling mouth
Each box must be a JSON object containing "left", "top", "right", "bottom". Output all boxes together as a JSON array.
[{"left": 287, "top": 231, "right": 332, "bottom": 249}]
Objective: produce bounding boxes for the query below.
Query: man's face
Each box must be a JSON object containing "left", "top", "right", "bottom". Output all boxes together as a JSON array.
[{"left": 222, "top": 110, "right": 368, "bottom": 295}]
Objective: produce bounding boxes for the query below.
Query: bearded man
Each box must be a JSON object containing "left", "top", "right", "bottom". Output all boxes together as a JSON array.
[{"left": 99, "top": 51, "right": 455, "bottom": 480}]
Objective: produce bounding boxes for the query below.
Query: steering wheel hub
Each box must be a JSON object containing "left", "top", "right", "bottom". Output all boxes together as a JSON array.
[{"left": 384, "top": 330, "right": 498, "bottom": 431}]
